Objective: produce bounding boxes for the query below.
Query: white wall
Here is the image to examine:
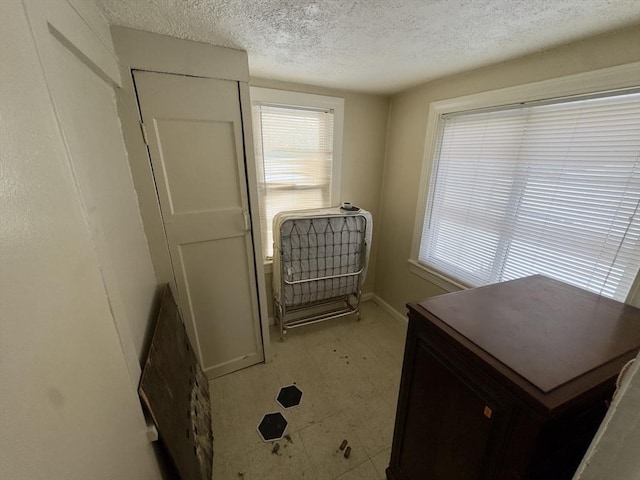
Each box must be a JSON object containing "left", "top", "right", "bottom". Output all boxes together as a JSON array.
[
  {"left": 375, "top": 26, "right": 640, "bottom": 316},
  {"left": 373, "top": 29, "right": 640, "bottom": 478},
  {"left": 0, "top": 0, "right": 163, "bottom": 478},
  {"left": 27, "top": 1, "right": 159, "bottom": 377}
]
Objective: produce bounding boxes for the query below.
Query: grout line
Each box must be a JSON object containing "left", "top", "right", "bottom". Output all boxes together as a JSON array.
[
  {"left": 331, "top": 457, "right": 372, "bottom": 480},
  {"left": 212, "top": 300, "right": 404, "bottom": 478}
]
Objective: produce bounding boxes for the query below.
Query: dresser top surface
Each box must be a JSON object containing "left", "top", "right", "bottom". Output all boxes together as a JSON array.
[{"left": 416, "top": 275, "right": 640, "bottom": 393}]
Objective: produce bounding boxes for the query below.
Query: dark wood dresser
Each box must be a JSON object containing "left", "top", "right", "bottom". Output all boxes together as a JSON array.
[{"left": 387, "top": 275, "right": 640, "bottom": 480}]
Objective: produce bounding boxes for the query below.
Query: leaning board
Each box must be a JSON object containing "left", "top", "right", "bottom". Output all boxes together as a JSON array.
[{"left": 139, "top": 286, "right": 213, "bottom": 480}]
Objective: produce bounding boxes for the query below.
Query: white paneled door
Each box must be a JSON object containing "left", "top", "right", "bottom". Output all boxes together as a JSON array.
[{"left": 134, "top": 71, "right": 264, "bottom": 378}]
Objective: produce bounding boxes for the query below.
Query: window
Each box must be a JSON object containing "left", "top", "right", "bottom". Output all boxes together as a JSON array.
[
  {"left": 251, "top": 87, "right": 344, "bottom": 259},
  {"left": 413, "top": 69, "right": 640, "bottom": 302}
]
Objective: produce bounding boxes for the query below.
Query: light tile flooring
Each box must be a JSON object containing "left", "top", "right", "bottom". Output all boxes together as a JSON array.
[{"left": 210, "top": 301, "right": 407, "bottom": 480}]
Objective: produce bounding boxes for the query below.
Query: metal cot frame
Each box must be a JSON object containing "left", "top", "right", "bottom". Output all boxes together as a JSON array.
[{"left": 273, "top": 211, "right": 369, "bottom": 340}]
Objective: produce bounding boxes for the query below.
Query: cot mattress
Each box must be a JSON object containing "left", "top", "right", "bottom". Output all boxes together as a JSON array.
[{"left": 273, "top": 207, "right": 372, "bottom": 308}]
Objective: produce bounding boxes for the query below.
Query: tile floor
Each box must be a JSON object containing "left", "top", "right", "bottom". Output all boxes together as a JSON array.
[{"left": 210, "top": 301, "right": 407, "bottom": 480}]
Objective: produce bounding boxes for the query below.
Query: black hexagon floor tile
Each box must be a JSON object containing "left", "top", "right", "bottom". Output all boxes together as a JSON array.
[
  {"left": 256, "top": 412, "right": 288, "bottom": 442},
  {"left": 276, "top": 384, "right": 303, "bottom": 409}
]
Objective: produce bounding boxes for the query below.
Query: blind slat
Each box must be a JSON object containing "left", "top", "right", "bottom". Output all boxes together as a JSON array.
[
  {"left": 420, "top": 91, "right": 640, "bottom": 301},
  {"left": 253, "top": 103, "right": 335, "bottom": 257}
]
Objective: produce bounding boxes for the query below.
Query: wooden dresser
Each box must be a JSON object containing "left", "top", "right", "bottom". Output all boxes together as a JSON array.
[{"left": 387, "top": 275, "right": 640, "bottom": 480}]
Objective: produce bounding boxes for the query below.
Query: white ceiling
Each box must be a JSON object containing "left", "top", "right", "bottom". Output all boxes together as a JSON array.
[{"left": 96, "top": 0, "right": 640, "bottom": 95}]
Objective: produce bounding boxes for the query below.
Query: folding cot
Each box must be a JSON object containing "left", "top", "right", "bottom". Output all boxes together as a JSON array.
[{"left": 272, "top": 206, "right": 372, "bottom": 340}]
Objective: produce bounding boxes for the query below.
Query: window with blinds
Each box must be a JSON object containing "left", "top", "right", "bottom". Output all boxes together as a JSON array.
[
  {"left": 251, "top": 89, "right": 343, "bottom": 258},
  {"left": 419, "top": 90, "right": 640, "bottom": 301}
]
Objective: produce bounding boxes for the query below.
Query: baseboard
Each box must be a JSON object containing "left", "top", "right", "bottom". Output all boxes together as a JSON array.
[{"left": 372, "top": 294, "right": 408, "bottom": 324}]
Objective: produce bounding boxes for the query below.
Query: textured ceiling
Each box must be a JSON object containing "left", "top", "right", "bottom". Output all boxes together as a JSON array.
[{"left": 96, "top": 0, "right": 640, "bottom": 94}]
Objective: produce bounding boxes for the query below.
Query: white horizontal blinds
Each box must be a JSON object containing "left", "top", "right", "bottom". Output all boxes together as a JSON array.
[
  {"left": 422, "top": 110, "right": 527, "bottom": 286},
  {"left": 420, "top": 91, "right": 640, "bottom": 301},
  {"left": 500, "top": 94, "right": 640, "bottom": 299},
  {"left": 253, "top": 103, "right": 334, "bottom": 258}
]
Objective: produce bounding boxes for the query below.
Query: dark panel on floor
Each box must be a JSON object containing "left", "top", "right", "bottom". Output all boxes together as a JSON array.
[
  {"left": 139, "top": 286, "right": 213, "bottom": 480},
  {"left": 276, "top": 384, "right": 303, "bottom": 409},
  {"left": 257, "top": 412, "right": 288, "bottom": 442}
]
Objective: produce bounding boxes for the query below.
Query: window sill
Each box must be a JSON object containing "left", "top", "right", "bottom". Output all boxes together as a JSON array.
[{"left": 408, "top": 259, "right": 467, "bottom": 293}]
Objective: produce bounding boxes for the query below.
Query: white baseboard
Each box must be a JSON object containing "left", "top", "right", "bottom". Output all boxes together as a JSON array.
[{"left": 371, "top": 294, "right": 408, "bottom": 324}]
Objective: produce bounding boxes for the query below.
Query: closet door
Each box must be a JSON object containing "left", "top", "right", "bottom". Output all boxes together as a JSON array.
[{"left": 134, "top": 71, "right": 264, "bottom": 378}]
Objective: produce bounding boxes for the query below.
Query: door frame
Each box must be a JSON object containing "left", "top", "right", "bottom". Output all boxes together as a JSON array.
[
  {"left": 132, "top": 69, "right": 269, "bottom": 376},
  {"left": 110, "top": 29, "right": 271, "bottom": 364},
  {"left": 238, "top": 81, "right": 272, "bottom": 361}
]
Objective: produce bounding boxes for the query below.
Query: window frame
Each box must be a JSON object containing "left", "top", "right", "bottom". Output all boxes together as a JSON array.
[
  {"left": 250, "top": 86, "right": 345, "bottom": 265},
  {"left": 410, "top": 62, "right": 640, "bottom": 305}
]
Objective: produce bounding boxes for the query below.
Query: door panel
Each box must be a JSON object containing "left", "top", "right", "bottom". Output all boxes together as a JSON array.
[
  {"left": 134, "top": 70, "right": 264, "bottom": 377},
  {"left": 166, "top": 210, "right": 244, "bottom": 243},
  {"left": 154, "top": 119, "right": 241, "bottom": 214},
  {"left": 178, "top": 238, "right": 257, "bottom": 369}
]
